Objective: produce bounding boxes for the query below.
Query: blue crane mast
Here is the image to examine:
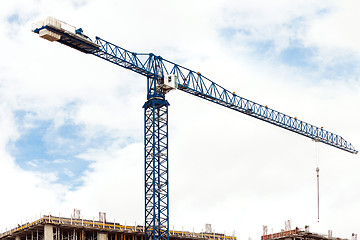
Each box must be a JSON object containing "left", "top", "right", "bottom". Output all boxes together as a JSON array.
[{"left": 32, "top": 17, "right": 358, "bottom": 240}]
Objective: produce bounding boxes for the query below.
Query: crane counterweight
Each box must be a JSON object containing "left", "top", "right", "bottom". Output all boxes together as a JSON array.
[{"left": 39, "top": 29, "right": 60, "bottom": 42}]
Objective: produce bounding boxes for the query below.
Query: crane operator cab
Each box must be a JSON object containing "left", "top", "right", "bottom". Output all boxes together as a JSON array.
[{"left": 161, "top": 74, "right": 179, "bottom": 92}]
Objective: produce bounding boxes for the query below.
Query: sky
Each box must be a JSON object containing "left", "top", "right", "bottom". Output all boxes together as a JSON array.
[{"left": 0, "top": 0, "right": 360, "bottom": 239}]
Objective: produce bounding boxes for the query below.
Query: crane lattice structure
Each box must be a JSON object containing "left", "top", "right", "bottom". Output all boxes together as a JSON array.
[{"left": 32, "top": 17, "right": 358, "bottom": 240}]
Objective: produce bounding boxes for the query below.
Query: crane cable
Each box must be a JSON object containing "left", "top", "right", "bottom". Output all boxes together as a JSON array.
[
  {"left": 315, "top": 143, "right": 320, "bottom": 222},
  {"left": 316, "top": 167, "right": 320, "bottom": 222}
]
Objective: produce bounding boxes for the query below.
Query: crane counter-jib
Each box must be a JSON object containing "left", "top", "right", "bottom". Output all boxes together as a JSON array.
[{"left": 32, "top": 17, "right": 100, "bottom": 53}]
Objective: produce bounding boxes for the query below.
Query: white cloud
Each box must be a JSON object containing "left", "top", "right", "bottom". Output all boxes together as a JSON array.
[
  {"left": 53, "top": 159, "right": 71, "bottom": 164},
  {"left": 0, "top": 0, "right": 359, "bottom": 239},
  {"left": 215, "top": 0, "right": 331, "bottom": 51},
  {"left": 63, "top": 168, "right": 75, "bottom": 177},
  {"left": 307, "top": 0, "right": 360, "bottom": 54}
]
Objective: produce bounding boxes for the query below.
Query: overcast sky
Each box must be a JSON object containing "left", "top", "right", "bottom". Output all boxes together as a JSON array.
[{"left": 0, "top": 0, "right": 359, "bottom": 239}]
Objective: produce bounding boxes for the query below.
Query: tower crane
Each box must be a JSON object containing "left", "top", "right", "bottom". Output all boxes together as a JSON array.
[{"left": 32, "top": 17, "right": 358, "bottom": 240}]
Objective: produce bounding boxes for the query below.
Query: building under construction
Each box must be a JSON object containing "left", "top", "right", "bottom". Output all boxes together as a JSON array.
[
  {"left": 1, "top": 214, "right": 355, "bottom": 240},
  {"left": 261, "top": 227, "right": 351, "bottom": 240},
  {"left": 0, "top": 215, "right": 234, "bottom": 240}
]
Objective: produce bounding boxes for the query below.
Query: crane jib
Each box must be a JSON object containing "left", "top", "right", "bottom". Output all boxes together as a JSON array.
[
  {"left": 32, "top": 21, "right": 357, "bottom": 154},
  {"left": 177, "top": 85, "right": 357, "bottom": 154}
]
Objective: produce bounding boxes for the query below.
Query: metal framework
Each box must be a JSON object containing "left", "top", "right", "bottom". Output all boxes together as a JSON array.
[
  {"left": 32, "top": 25, "right": 358, "bottom": 154},
  {"left": 144, "top": 98, "right": 169, "bottom": 240},
  {"left": 93, "top": 36, "right": 357, "bottom": 154},
  {"left": 32, "top": 19, "right": 357, "bottom": 240}
]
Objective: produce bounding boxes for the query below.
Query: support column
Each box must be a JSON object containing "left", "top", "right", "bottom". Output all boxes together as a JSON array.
[
  {"left": 44, "top": 225, "right": 54, "bottom": 240},
  {"left": 143, "top": 56, "right": 169, "bottom": 240},
  {"left": 97, "top": 233, "right": 108, "bottom": 240},
  {"left": 143, "top": 97, "right": 169, "bottom": 240}
]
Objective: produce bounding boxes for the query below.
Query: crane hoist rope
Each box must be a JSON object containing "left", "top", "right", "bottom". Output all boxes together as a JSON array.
[
  {"left": 314, "top": 142, "right": 321, "bottom": 223},
  {"left": 316, "top": 166, "right": 320, "bottom": 223},
  {"left": 32, "top": 16, "right": 358, "bottom": 240}
]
